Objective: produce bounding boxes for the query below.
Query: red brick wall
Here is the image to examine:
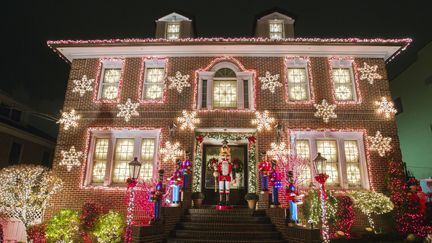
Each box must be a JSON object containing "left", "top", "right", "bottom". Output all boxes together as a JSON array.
[{"left": 47, "top": 55, "right": 401, "bottom": 233}]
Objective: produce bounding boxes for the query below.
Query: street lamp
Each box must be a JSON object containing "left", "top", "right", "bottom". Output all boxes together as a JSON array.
[
  {"left": 125, "top": 157, "right": 141, "bottom": 242},
  {"left": 128, "top": 157, "right": 141, "bottom": 181},
  {"left": 313, "top": 153, "right": 330, "bottom": 243}
]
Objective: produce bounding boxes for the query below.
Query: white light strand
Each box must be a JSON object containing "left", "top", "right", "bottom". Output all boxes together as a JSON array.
[
  {"left": 117, "top": 98, "right": 139, "bottom": 122},
  {"left": 177, "top": 110, "right": 200, "bottom": 131},
  {"left": 375, "top": 97, "right": 397, "bottom": 119},
  {"left": 358, "top": 62, "right": 382, "bottom": 84},
  {"left": 320, "top": 187, "right": 330, "bottom": 243},
  {"left": 259, "top": 71, "right": 282, "bottom": 93},
  {"left": 72, "top": 75, "right": 94, "bottom": 96},
  {"left": 251, "top": 110, "right": 275, "bottom": 131},
  {"left": 57, "top": 109, "right": 80, "bottom": 130},
  {"left": 60, "top": 146, "right": 83, "bottom": 172},
  {"left": 314, "top": 99, "right": 337, "bottom": 123},
  {"left": 160, "top": 141, "right": 183, "bottom": 163},
  {"left": 368, "top": 131, "right": 392, "bottom": 157},
  {"left": 168, "top": 71, "right": 191, "bottom": 93}
]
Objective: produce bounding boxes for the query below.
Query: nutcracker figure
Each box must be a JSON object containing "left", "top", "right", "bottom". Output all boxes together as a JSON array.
[
  {"left": 258, "top": 152, "right": 272, "bottom": 193},
  {"left": 151, "top": 169, "right": 165, "bottom": 223},
  {"left": 216, "top": 140, "right": 233, "bottom": 209},
  {"left": 180, "top": 152, "right": 192, "bottom": 191},
  {"left": 269, "top": 160, "right": 281, "bottom": 207},
  {"left": 168, "top": 160, "right": 183, "bottom": 207},
  {"left": 286, "top": 171, "right": 303, "bottom": 223}
]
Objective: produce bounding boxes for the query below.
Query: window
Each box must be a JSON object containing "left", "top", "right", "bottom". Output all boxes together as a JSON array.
[
  {"left": 213, "top": 80, "right": 237, "bottom": 108},
  {"left": 142, "top": 59, "right": 166, "bottom": 101},
  {"left": 166, "top": 22, "right": 180, "bottom": 39},
  {"left": 291, "top": 131, "right": 369, "bottom": 189},
  {"left": 287, "top": 68, "right": 309, "bottom": 101},
  {"left": 86, "top": 129, "right": 160, "bottom": 186},
  {"left": 9, "top": 142, "right": 22, "bottom": 165},
  {"left": 97, "top": 60, "right": 123, "bottom": 101},
  {"left": 330, "top": 59, "right": 357, "bottom": 102},
  {"left": 269, "top": 20, "right": 284, "bottom": 39}
]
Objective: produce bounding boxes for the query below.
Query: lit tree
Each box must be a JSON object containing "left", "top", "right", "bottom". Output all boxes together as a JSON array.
[{"left": 0, "top": 165, "right": 63, "bottom": 228}]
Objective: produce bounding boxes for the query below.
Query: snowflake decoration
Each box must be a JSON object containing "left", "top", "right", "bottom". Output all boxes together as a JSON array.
[
  {"left": 267, "top": 142, "right": 290, "bottom": 161},
  {"left": 160, "top": 141, "right": 183, "bottom": 163},
  {"left": 368, "top": 131, "right": 392, "bottom": 157},
  {"left": 56, "top": 109, "right": 80, "bottom": 130},
  {"left": 314, "top": 99, "right": 337, "bottom": 123},
  {"left": 60, "top": 146, "right": 83, "bottom": 172},
  {"left": 259, "top": 71, "right": 282, "bottom": 93},
  {"left": 375, "top": 97, "right": 397, "bottom": 119},
  {"left": 358, "top": 62, "right": 382, "bottom": 84},
  {"left": 72, "top": 75, "right": 94, "bottom": 96},
  {"left": 117, "top": 98, "right": 139, "bottom": 122},
  {"left": 177, "top": 110, "right": 200, "bottom": 131},
  {"left": 251, "top": 110, "right": 275, "bottom": 131},
  {"left": 168, "top": 71, "right": 190, "bottom": 93}
]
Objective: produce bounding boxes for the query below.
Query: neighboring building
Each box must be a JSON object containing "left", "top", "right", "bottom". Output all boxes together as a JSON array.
[
  {"left": 46, "top": 11, "right": 410, "bottom": 234},
  {"left": 390, "top": 41, "right": 432, "bottom": 179},
  {"left": 0, "top": 90, "right": 56, "bottom": 168}
]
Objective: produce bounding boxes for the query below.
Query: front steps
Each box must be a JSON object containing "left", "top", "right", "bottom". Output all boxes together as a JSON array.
[{"left": 167, "top": 207, "right": 286, "bottom": 243}]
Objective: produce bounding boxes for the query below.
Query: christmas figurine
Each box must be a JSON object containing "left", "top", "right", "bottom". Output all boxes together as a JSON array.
[
  {"left": 151, "top": 169, "right": 165, "bottom": 224},
  {"left": 180, "top": 152, "right": 192, "bottom": 191},
  {"left": 258, "top": 152, "right": 272, "bottom": 193},
  {"left": 286, "top": 171, "right": 303, "bottom": 223},
  {"left": 169, "top": 160, "right": 183, "bottom": 207},
  {"left": 216, "top": 139, "right": 233, "bottom": 209},
  {"left": 269, "top": 160, "right": 281, "bottom": 207}
]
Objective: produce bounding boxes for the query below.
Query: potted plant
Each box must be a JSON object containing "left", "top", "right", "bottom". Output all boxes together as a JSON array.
[
  {"left": 244, "top": 193, "right": 259, "bottom": 210},
  {"left": 191, "top": 192, "right": 205, "bottom": 208}
]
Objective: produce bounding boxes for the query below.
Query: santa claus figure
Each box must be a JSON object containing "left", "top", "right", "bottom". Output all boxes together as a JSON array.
[
  {"left": 258, "top": 152, "right": 272, "bottom": 193},
  {"left": 217, "top": 140, "right": 233, "bottom": 207}
]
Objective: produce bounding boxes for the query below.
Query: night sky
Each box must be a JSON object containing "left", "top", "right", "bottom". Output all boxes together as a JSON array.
[{"left": 4, "top": 0, "right": 432, "bottom": 117}]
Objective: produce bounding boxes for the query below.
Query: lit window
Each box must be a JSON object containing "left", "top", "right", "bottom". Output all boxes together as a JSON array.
[
  {"left": 144, "top": 68, "right": 164, "bottom": 100},
  {"left": 213, "top": 80, "right": 237, "bottom": 108},
  {"left": 317, "top": 140, "right": 339, "bottom": 185},
  {"left": 332, "top": 68, "right": 355, "bottom": 101},
  {"left": 100, "top": 68, "right": 121, "bottom": 100},
  {"left": 112, "top": 139, "right": 135, "bottom": 183},
  {"left": 140, "top": 139, "right": 155, "bottom": 180},
  {"left": 269, "top": 21, "right": 284, "bottom": 39},
  {"left": 344, "top": 140, "right": 361, "bottom": 186},
  {"left": 296, "top": 140, "right": 311, "bottom": 186},
  {"left": 166, "top": 22, "right": 180, "bottom": 39},
  {"left": 92, "top": 138, "right": 109, "bottom": 183},
  {"left": 288, "top": 68, "right": 309, "bottom": 101}
]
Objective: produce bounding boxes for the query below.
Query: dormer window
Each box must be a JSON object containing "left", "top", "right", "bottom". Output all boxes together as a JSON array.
[
  {"left": 269, "top": 20, "right": 284, "bottom": 39},
  {"left": 166, "top": 22, "right": 181, "bottom": 39}
]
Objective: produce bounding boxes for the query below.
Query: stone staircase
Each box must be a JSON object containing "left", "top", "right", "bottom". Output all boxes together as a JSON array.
[{"left": 167, "top": 207, "right": 286, "bottom": 243}]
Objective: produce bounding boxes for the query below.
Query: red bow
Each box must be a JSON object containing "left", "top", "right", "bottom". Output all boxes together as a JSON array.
[
  {"left": 248, "top": 136, "right": 256, "bottom": 144},
  {"left": 126, "top": 178, "right": 138, "bottom": 188},
  {"left": 196, "top": 136, "right": 204, "bottom": 144}
]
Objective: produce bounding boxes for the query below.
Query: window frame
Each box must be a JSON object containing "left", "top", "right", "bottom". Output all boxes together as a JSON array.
[
  {"left": 290, "top": 130, "right": 369, "bottom": 189},
  {"left": 96, "top": 59, "right": 125, "bottom": 103},
  {"left": 285, "top": 57, "right": 313, "bottom": 103},
  {"left": 84, "top": 129, "right": 160, "bottom": 187},
  {"left": 139, "top": 58, "right": 167, "bottom": 103},
  {"left": 329, "top": 58, "right": 360, "bottom": 104},
  {"left": 165, "top": 22, "right": 181, "bottom": 40},
  {"left": 268, "top": 19, "right": 284, "bottom": 39}
]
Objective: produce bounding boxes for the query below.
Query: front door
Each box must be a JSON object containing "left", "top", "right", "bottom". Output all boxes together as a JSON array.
[{"left": 201, "top": 144, "right": 248, "bottom": 205}]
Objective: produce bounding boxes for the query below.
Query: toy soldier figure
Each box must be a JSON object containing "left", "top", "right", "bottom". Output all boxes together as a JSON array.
[
  {"left": 269, "top": 160, "right": 281, "bottom": 207},
  {"left": 217, "top": 139, "right": 233, "bottom": 208},
  {"left": 169, "top": 160, "right": 183, "bottom": 207},
  {"left": 180, "top": 152, "right": 192, "bottom": 191},
  {"left": 151, "top": 169, "right": 165, "bottom": 223},
  {"left": 258, "top": 152, "right": 272, "bottom": 193}
]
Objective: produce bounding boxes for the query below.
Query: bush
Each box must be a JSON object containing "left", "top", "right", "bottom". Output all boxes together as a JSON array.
[
  {"left": 302, "top": 189, "right": 338, "bottom": 225},
  {"left": 244, "top": 193, "right": 259, "bottom": 201},
  {"left": 80, "top": 202, "right": 106, "bottom": 241},
  {"left": 191, "top": 192, "right": 205, "bottom": 200},
  {"left": 46, "top": 209, "right": 79, "bottom": 242},
  {"left": 332, "top": 195, "right": 354, "bottom": 238},
  {"left": 92, "top": 211, "right": 125, "bottom": 243},
  {"left": 27, "top": 223, "right": 46, "bottom": 243}
]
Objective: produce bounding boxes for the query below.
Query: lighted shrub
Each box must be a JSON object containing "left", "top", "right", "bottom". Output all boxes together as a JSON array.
[
  {"left": 46, "top": 209, "right": 79, "bottom": 242},
  {"left": 92, "top": 210, "right": 125, "bottom": 243},
  {"left": 27, "top": 223, "right": 46, "bottom": 243},
  {"left": 302, "top": 189, "right": 338, "bottom": 225}
]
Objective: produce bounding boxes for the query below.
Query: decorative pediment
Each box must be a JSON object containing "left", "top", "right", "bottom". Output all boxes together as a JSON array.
[{"left": 157, "top": 12, "right": 191, "bottom": 22}]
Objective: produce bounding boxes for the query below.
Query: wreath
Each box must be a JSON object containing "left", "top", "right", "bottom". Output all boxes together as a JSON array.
[{"left": 232, "top": 158, "right": 243, "bottom": 174}]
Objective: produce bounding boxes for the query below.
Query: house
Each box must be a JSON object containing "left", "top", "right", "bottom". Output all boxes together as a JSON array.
[{"left": 46, "top": 11, "right": 411, "bottom": 238}]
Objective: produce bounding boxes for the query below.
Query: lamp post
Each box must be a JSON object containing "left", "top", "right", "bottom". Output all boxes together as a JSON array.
[
  {"left": 125, "top": 157, "right": 141, "bottom": 242},
  {"left": 313, "top": 153, "right": 330, "bottom": 243}
]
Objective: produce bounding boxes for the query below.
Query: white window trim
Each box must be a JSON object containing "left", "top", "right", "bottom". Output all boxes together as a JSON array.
[
  {"left": 330, "top": 59, "right": 358, "bottom": 102},
  {"left": 286, "top": 57, "right": 311, "bottom": 101},
  {"left": 165, "top": 21, "right": 181, "bottom": 39},
  {"left": 84, "top": 129, "right": 160, "bottom": 187},
  {"left": 196, "top": 62, "right": 255, "bottom": 110},
  {"left": 97, "top": 59, "right": 124, "bottom": 100},
  {"left": 269, "top": 19, "right": 285, "bottom": 39},
  {"left": 142, "top": 59, "right": 167, "bottom": 101},
  {"left": 291, "top": 130, "right": 369, "bottom": 189}
]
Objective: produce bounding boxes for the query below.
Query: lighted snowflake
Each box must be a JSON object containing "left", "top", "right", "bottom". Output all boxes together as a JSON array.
[
  {"left": 168, "top": 71, "right": 190, "bottom": 93},
  {"left": 160, "top": 141, "right": 183, "bottom": 163},
  {"left": 177, "top": 110, "right": 200, "bottom": 130},
  {"left": 358, "top": 62, "right": 382, "bottom": 84},
  {"left": 60, "top": 146, "right": 83, "bottom": 172},
  {"left": 368, "top": 131, "right": 392, "bottom": 157},
  {"left": 314, "top": 99, "right": 337, "bottom": 123},
  {"left": 72, "top": 75, "right": 94, "bottom": 96},
  {"left": 251, "top": 110, "right": 275, "bottom": 131},
  {"left": 56, "top": 109, "right": 80, "bottom": 130},
  {"left": 117, "top": 98, "right": 139, "bottom": 122},
  {"left": 375, "top": 97, "right": 397, "bottom": 119},
  {"left": 267, "top": 142, "right": 289, "bottom": 161},
  {"left": 259, "top": 71, "right": 282, "bottom": 93}
]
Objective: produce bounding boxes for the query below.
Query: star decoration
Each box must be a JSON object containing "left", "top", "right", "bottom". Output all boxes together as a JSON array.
[
  {"left": 259, "top": 71, "right": 282, "bottom": 93},
  {"left": 177, "top": 110, "right": 200, "bottom": 131},
  {"left": 72, "top": 75, "right": 94, "bottom": 96},
  {"left": 117, "top": 98, "right": 139, "bottom": 122},
  {"left": 267, "top": 142, "right": 290, "bottom": 161},
  {"left": 358, "top": 62, "right": 382, "bottom": 84},
  {"left": 60, "top": 146, "right": 83, "bottom": 172},
  {"left": 314, "top": 99, "right": 337, "bottom": 123},
  {"left": 57, "top": 109, "right": 80, "bottom": 130},
  {"left": 160, "top": 141, "right": 183, "bottom": 163},
  {"left": 168, "top": 71, "right": 191, "bottom": 93},
  {"left": 375, "top": 97, "right": 397, "bottom": 119},
  {"left": 251, "top": 110, "right": 275, "bottom": 131},
  {"left": 368, "top": 131, "right": 392, "bottom": 157}
]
